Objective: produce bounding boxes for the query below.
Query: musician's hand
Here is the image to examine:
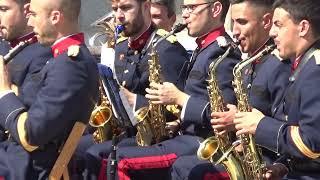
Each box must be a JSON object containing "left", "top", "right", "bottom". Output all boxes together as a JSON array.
[
  {"left": 234, "top": 108, "right": 265, "bottom": 136},
  {"left": 145, "top": 82, "right": 189, "bottom": 106},
  {"left": 121, "top": 87, "right": 136, "bottom": 106},
  {"left": 211, "top": 104, "right": 237, "bottom": 135},
  {"left": 263, "top": 163, "right": 288, "bottom": 180},
  {"left": 0, "top": 56, "right": 11, "bottom": 92}
]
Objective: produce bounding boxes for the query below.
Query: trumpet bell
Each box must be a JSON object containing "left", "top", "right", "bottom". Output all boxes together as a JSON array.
[{"left": 197, "top": 136, "right": 220, "bottom": 162}]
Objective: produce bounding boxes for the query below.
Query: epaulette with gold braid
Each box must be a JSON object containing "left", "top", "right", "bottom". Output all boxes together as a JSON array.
[
  {"left": 116, "top": 36, "right": 128, "bottom": 44},
  {"left": 156, "top": 29, "right": 177, "bottom": 44}
]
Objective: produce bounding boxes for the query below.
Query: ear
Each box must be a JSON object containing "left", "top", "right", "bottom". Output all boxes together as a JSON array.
[
  {"left": 262, "top": 12, "right": 273, "bottom": 30},
  {"left": 23, "top": 3, "right": 31, "bottom": 17},
  {"left": 143, "top": 1, "right": 151, "bottom": 13},
  {"left": 50, "top": 10, "right": 62, "bottom": 25},
  {"left": 298, "top": 19, "right": 311, "bottom": 37},
  {"left": 211, "top": 1, "right": 222, "bottom": 19}
]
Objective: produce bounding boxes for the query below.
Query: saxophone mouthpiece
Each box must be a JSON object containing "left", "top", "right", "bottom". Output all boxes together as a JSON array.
[
  {"left": 172, "top": 23, "right": 187, "bottom": 34},
  {"left": 116, "top": 25, "right": 125, "bottom": 34}
]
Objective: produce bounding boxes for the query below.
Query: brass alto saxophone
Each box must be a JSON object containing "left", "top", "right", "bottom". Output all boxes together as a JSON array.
[
  {"left": 89, "top": 15, "right": 125, "bottom": 143},
  {"left": 197, "top": 37, "right": 246, "bottom": 180},
  {"left": 134, "top": 24, "right": 187, "bottom": 146},
  {"left": 232, "top": 44, "right": 276, "bottom": 180},
  {"left": 134, "top": 45, "right": 167, "bottom": 146},
  {"left": 89, "top": 80, "right": 115, "bottom": 143}
]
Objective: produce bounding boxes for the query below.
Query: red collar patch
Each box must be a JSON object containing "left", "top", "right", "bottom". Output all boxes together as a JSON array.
[
  {"left": 10, "top": 32, "right": 37, "bottom": 48},
  {"left": 51, "top": 33, "right": 84, "bottom": 58},
  {"left": 128, "top": 26, "right": 154, "bottom": 51},
  {"left": 196, "top": 26, "right": 225, "bottom": 49}
]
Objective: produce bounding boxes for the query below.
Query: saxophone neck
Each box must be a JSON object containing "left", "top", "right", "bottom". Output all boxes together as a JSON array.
[{"left": 234, "top": 44, "right": 276, "bottom": 75}]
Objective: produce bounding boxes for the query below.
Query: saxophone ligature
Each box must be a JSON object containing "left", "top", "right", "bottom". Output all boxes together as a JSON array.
[
  {"left": 232, "top": 44, "right": 276, "bottom": 180},
  {"left": 134, "top": 24, "right": 187, "bottom": 146},
  {"left": 196, "top": 37, "right": 246, "bottom": 180}
]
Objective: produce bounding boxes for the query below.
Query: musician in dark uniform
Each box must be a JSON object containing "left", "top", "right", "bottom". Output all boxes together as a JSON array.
[
  {"left": 80, "top": 0, "right": 189, "bottom": 179},
  {"left": 150, "top": 0, "right": 176, "bottom": 32},
  {"left": 171, "top": 0, "right": 293, "bottom": 179},
  {"left": 105, "top": 0, "right": 241, "bottom": 179},
  {"left": 234, "top": 0, "right": 320, "bottom": 179},
  {"left": 0, "top": 0, "right": 52, "bottom": 142},
  {"left": 0, "top": 0, "right": 99, "bottom": 179}
]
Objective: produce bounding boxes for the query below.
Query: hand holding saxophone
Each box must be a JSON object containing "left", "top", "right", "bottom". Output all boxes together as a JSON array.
[
  {"left": 234, "top": 108, "right": 265, "bottom": 136},
  {"left": 211, "top": 104, "right": 237, "bottom": 135},
  {"left": 145, "top": 82, "right": 189, "bottom": 106},
  {"left": 0, "top": 56, "right": 11, "bottom": 92}
]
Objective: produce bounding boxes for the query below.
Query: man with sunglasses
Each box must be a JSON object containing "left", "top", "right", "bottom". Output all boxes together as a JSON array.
[{"left": 107, "top": 0, "right": 241, "bottom": 179}]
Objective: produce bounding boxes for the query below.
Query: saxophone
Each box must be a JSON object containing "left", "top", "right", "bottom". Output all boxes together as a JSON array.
[
  {"left": 232, "top": 44, "right": 276, "bottom": 179},
  {"left": 197, "top": 37, "right": 246, "bottom": 180},
  {"left": 89, "top": 15, "right": 125, "bottom": 143},
  {"left": 134, "top": 24, "right": 187, "bottom": 146},
  {"left": 89, "top": 80, "right": 115, "bottom": 143}
]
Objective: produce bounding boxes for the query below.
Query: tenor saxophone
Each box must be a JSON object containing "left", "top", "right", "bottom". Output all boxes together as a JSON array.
[
  {"left": 197, "top": 37, "right": 246, "bottom": 180},
  {"left": 232, "top": 44, "right": 276, "bottom": 180},
  {"left": 134, "top": 24, "right": 187, "bottom": 146}
]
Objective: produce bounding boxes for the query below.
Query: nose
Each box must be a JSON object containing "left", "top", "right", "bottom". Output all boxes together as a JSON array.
[
  {"left": 232, "top": 22, "right": 240, "bottom": 39},
  {"left": 269, "top": 24, "right": 277, "bottom": 39},
  {"left": 115, "top": 9, "right": 125, "bottom": 23},
  {"left": 181, "top": 10, "right": 190, "bottom": 21},
  {"left": 27, "top": 16, "right": 33, "bottom": 27}
]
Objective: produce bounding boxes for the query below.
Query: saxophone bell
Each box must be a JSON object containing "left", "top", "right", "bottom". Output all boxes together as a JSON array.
[{"left": 89, "top": 83, "right": 115, "bottom": 143}]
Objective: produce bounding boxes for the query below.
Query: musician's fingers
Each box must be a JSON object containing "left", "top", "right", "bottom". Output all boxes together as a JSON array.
[
  {"left": 146, "top": 88, "right": 159, "bottom": 96},
  {"left": 145, "top": 93, "right": 159, "bottom": 100}
]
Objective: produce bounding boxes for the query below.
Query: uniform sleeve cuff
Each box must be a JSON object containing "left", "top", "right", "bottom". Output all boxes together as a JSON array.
[
  {"left": 0, "top": 90, "right": 14, "bottom": 99},
  {"left": 255, "top": 116, "right": 286, "bottom": 153},
  {"left": 180, "top": 96, "right": 190, "bottom": 120},
  {"left": 182, "top": 96, "right": 209, "bottom": 124},
  {"left": 0, "top": 92, "right": 25, "bottom": 128}
]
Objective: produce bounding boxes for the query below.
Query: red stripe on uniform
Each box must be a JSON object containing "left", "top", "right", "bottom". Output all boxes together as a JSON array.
[
  {"left": 117, "top": 153, "right": 177, "bottom": 180},
  {"left": 98, "top": 158, "right": 108, "bottom": 180},
  {"left": 204, "top": 172, "right": 230, "bottom": 180}
]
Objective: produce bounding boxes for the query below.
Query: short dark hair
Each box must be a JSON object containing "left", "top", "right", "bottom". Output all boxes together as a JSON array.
[
  {"left": 273, "top": 0, "right": 320, "bottom": 37},
  {"left": 230, "top": 0, "right": 274, "bottom": 10},
  {"left": 60, "top": 0, "right": 81, "bottom": 21},
  {"left": 151, "top": 0, "right": 175, "bottom": 17},
  {"left": 14, "top": 0, "right": 30, "bottom": 5}
]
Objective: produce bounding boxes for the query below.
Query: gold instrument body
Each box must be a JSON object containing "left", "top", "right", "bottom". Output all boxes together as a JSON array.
[
  {"left": 232, "top": 44, "right": 276, "bottom": 179},
  {"left": 89, "top": 15, "right": 125, "bottom": 143},
  {"left": 135, "top": 47, "right": 167, "bottom": 146},
  {"left": 197, "top": 45, "right": 246, "bottom": 180},
  {"left": 89, "top": 83, "right": 118, "bottom": 143}
]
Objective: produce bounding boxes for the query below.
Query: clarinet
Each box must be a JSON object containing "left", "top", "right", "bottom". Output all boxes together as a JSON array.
[
  {"left": 109, "top": 135, "right": 118, "bottom": 180},
  {"left": 4, "top": 37, "right": 36, "bottom": 64}
]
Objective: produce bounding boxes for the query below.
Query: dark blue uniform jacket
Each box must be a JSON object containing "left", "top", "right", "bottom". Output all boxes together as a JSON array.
[
  {"left": 181, "top": 31, "right": 241, "bottom": 138},
  {"left": 256, "top": 42, "right": 320, "bottom": 179},
  {"left": 0, "top": 39, "right": 51, "bottom": 142},
  {"left": 114, "top": 28, "right": 189, "bottom": 111},
  {"left": 0, "top": 36, "right": 99, "bottom": 180}
]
